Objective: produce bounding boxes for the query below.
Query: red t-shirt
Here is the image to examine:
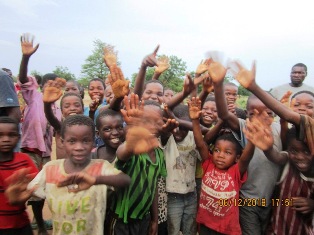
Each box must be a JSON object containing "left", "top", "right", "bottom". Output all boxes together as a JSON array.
[
  {"left": 196, "top": 157, "right": 247, "bottom": 235},
  {"left": 0, "top": 152, "right": 38, "bottom": 229}
]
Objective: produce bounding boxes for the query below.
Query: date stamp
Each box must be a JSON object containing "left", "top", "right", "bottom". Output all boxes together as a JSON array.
[{"left": 218, "top": 198, "right": 294, "bottom": 207}]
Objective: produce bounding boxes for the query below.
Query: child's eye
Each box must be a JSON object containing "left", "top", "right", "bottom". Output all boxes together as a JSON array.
[
  {"left": 214, "top": 148, "right": 220, "bottom": 153},
  {"left": 289, "top": 149, "right": 297, "bottom": 154}
]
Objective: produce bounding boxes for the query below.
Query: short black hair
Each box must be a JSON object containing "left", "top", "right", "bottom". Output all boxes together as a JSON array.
[
  {"left": 61, "top": 115, "right": 95, "bottom": 138},
  {"left": 88, "top": 78, "right": 105, "bottom": 90},
  {"left": 292, "top": 63, "right": 307, "bottom": 73},
  {"left": 292, "top": 90, "right": 314, "bottom": 99},
  {"left": 205, "top": 94, "right": 216, "bottom": 103},
  {"left": 35, "top": 75, "right": 42, "bottom": 86},
  {"left": 215, "top": 133, "right": 243, "bottom": 155},
  {"left": 60, "top": 92, "right": 84, "bottom": 112},
  {"left": 173, "top": 104, "right": 189, "bottom": 120},
  {"left": 143, "top": 80, "right": 164, "bottom": 93},
  {"left": 96, "top": 109, "right": 122, "bottom": 130},
  {"left": 0, "top": 116, "right": 19, "bottom": 132},
  {"left": 42, "top": 73, "right": 57, "bottom": 87},
  {"left": 143, "top": 100, "right": 161, "bottom": 108}
]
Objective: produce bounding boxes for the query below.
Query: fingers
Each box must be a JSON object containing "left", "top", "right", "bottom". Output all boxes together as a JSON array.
[
  {"left": 153, "top": 45, "right": 160, "bottom": 56},
  {"left": 251, "top": 60, "right": 256, "bottom": 77}
]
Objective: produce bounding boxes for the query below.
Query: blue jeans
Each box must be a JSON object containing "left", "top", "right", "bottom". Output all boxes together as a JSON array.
[{"left": 167, "top": 191, "right": 197, "bottom": 235}]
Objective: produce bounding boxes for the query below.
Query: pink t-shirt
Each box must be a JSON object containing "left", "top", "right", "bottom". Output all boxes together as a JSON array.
[{"left": 197, "top": 156, "right": 247, "bottom": 235}]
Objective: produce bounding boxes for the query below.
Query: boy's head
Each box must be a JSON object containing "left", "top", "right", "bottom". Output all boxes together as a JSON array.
[
  {"left": 65, "top": 80, "right": 80, "bottom": 95},
  {"left": 290, "top": 63, "right": 307, "bottom": 87},
  {"left": 291, "top": 90, "right": 314, "bottom": 118},
  {"left": 41, "top": 73, "right": 57, "bottom": 91},
  {"left": 104, "top": 85, "right": 114, "bottom": 104},
  {"left": 96, "top": 109, "right": 125, "bottom": 149},
  {"left": 246, "top": 94, "right": 274, "bottom": 124},
  {"left": 142, "top": 100, "right": 164, "bottom": 137},
  {"left": 286, "top": 127, "right": 313, "bottom": 174},
  {"left": 163, "top": 88, "right": 174, "bottom": 103},
  {"left": 224, "top": 82, "right": 238, "bottom": 105},
  {"left": 60, "top": 93, "right": 84, "bottom": 117},
  {"left": 61, "top": 115, "right": 95, "bottom": 165},
  {"left": 201, "top": 95, "right": 218, "bottom": 127},
  {"left": 88, "top": 78, "right": 105, "bottom": 102},
  {"left": 213, "top": 133, "right": 242, "bottom": 170},
  {"left": 172, "top": 104, "right": 190, "bottom": 142},
  {"left": 142, "top": 80, "right": 164, "bottom": 103},
  {"left": 0, "top": 117, "right": 20, "bottom": 154}
]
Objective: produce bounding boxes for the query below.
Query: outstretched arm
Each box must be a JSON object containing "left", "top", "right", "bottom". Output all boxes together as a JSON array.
[
  {"left": 134, "top": 46, "right": 159, "bottom": 99},
  {"left": 203, "top": 119, "right": 224, "bottom": 145},
  {"left": 19, "top": 33, "right": 39, "bottom": 84},
  {"left": 152, "top": 55, "right": 170, "bottom": 80},
  {"left": 231, "top": 60, "right": 300, "bottom": 125}
]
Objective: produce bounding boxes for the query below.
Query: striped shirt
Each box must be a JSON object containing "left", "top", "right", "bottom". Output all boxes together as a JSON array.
[{"left": 112, "top": 148, "right": 167, "bottom": 223}]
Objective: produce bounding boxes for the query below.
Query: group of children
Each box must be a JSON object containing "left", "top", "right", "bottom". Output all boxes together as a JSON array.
[{"left": 0, "top": 33, "right": 313, "bottom": 235}]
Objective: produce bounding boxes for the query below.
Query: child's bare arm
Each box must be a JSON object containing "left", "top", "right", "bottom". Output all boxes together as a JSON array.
[
  {"left": 149, "top": 187, "right": 158, "bottom": 235},
  {"left": 189, "top": 97, "right": 209, "bottom": 161},
  {"left": 203, "top": 119, "right": 224, "bottom": 145},
  {"left": 231, "top": 60, "right": 301, "bottom": 125},
  {"left": 166, "top": 74, "right": 196, "bottom": 109},
  {"left": 19, "top": 33, "right": 39, "bottom": 84},
  {"left": 292, "top": 197, "right": 314, "bottom": 215},
  {"left": 134, "top": 46, "right": 159, "bottom": 99},
  {"left": 57, "top": 171, "right": 131, "bottom": 191}
]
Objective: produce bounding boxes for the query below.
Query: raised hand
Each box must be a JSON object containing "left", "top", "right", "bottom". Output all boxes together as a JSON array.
[
  {"left": 142, "top": 45, "right": 159, "bottom": 67},
  {"left": 243, "top": 110, "right": 274, "bottom": 151},
  {"left": 196, "top": 58, "right": 212, "bottom": 76},
  {"left": 108, "top": 65, "right": 130, "bottom": 98},
  {"left": 227, "top": 103, "right": 236, "bottom": 114},
  {"left": 103, "top": 45, "right": 117, "bottom": 69},
  {"left": 230, "top": 60, "right": 256, "bottom": 89},
  {"left": 155, "top": 55, "right": 170, "bottom": 74},
  {"left": 125, "top": 126, "right": 160, "bottom": 155},
  {"left": 280, "top": 91, "right": 292, "bottom": 108},
  {"left": 206, "top": 51, "right": 227, "bottom": 84},
  {"left": 183, "top": 73, "right": 196, "bottom": 96},
  {"left": 42, "top": 77, "right": 66, "bottom": 103},
  {"left": 201, "top": 75, "right": 214, "bottom": 93},
  {"left": 57, "top": 172, "right": 96, "bottom": 193},
  {"left": 20, "top": 33, "right": 39, "bottom": 57},
  {"left": 120, "top": 93, "right": 144, "bottom": 124},
  {"left": 188, "top": 97, "right": 202, "bottom": 120},
  {"left": 5, "top": 168, "right": 37, "bottom": 205}
]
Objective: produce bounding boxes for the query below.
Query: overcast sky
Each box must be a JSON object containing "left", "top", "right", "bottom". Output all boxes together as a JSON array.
[{"left": 1, "top": 0, "right": 314, "bottom": 90}]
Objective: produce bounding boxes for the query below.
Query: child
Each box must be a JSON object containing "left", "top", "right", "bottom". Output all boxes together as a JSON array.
[
  {"left": 188, "top": 97, "right": 257, "bottom": 235},
  {"left": 224, "top": 82, "right": 246, "bottom": 119},
  {"left": 0, "top": 117, "right": 38, "bottom": 235},
  {"left": 64, "top": 80, "right": 81, "bottom": 95},
  {"left": 254, "top": 126, "right": 314, "bottom": 235},
  {"left": 107, "top": 94, "right": 176, "bottom": 235},
  {"left": 208, "top": 58, "right": 282, "bottom": 235},
  {"left": 162, "top": 104, "right": 200, "bottom": 235},
  {"left": 163, "top": 88, "right": 174, "bottom": 103},
  {"left": 5, "top": 114, "right": 131, "bottom": 235}
]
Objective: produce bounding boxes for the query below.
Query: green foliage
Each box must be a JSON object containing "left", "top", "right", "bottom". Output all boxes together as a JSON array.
[
  {"left": 30, "top": 70, "right": 43, "bottom": 77},
  {"left": 236, "top": 95, "right": 248, "bottom": 110},
  {"left": 53, "top": 66, "right": 76, "bottom": 81},
  {"left": 77, "top": 77, "right": 90, "bottom": 88},
  {"left": 131, "top": 55, "right": 187, "bottom": 93},
  {"left": 81, "top": 39, "right": 119, "bottom": 81},
  {"left": 238, "top": 85, "right": 251, "bottom": 96}
]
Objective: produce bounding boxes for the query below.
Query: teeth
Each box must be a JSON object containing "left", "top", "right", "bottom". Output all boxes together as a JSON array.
[
  {"left": 111, "top": 138, "right": 120, "bottom": 144},
  {"left": 69, "top": 113, "right": 76, "bottom": 116}
]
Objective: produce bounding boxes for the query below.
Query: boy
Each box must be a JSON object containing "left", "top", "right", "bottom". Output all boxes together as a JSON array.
[
  {"left": 5, "top": 115, "right": 131, "bottom": 235},
  {"left": 0, "top": 117, "right": 38, "bottom": 235}
]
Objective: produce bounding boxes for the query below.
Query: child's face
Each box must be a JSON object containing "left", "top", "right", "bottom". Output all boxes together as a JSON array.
[
  {"left": 201, "top": 101, "right": 218, "bottom": 126},
  {"left": 104, "top": 85, "right": 114, "bottom": 104},
  {"left": 163, "top": 89, "right": 174, "bottom": 103},
  {"left": 61, "top": 96, "right": 84, "bottom": 117},
  {"left": 287, "top": 138, "right": 312, "bottom": 173},
  {"left": 65, "top": 82, "right": 80, "bottom": 95},
  {"left": 62, "top": 125, "right": 94, "bottom": 165},
  {"left": 0, "top": 123, "right": 19, "bottom": 153},
  {"left": 291, "top": 93, "right": 314, "bottom": 117},
  {"left": 88, "top": 81, "right": 105, "bottom": 101},
  {"left": 98, "top": 115, "right": 125, "bottom": 149},
  {"left": 142, "top": 83, "right": 164, "bottom": 102},
  {"left": 224, "top": 85, "right": 238, "bottom": 105},
  {"left": 212, "top": 139, "right": 239, "bottom": 170},
  {"left": 247, "top": 98, "right": 274, "bottom": 124},
  {"left": 173, "top": 126, "right": 189, "bottom": 143}
]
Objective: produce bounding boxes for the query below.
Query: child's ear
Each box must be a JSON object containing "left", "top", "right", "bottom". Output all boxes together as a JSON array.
[{"left": 235, "top": 154, "right": 241, "bottom": 163}]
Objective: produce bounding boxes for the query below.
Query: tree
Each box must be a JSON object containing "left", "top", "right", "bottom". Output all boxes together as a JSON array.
[
  {"left": 131, "top": 55, "right": 187, "bottom": 93},
  {"left": 81, "top": 39, "right": 118, "bottom": 81},
  {"left": 53, "top": 66, "right": 76, "bottom": 81},
  {"left": 30, "top": 70, "right": 42, "bottom": 77}
]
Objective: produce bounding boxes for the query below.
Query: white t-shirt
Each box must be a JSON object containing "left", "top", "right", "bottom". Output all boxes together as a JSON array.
[
  {"left": 164, "top": 131, "right": 201, "bottom": 194},
  {"left": 270, "top": 83, "right": 314, "bottom": 101},
  {"left": 28, "top": 159, "right": 121, "bottom": 235}
]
